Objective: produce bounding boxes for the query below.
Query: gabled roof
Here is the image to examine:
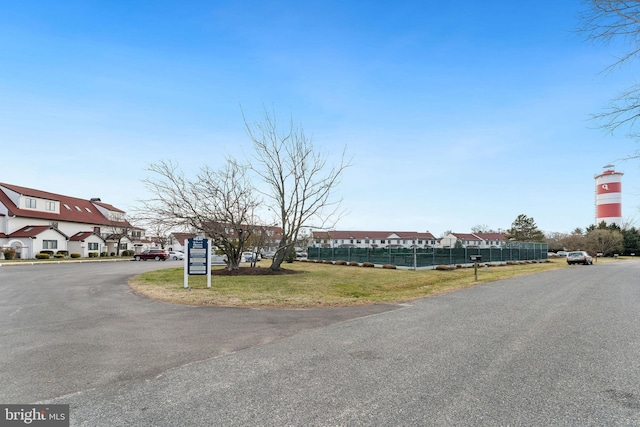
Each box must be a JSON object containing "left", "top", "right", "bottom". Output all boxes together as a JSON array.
[
  {"left": 0, "top": 182, "right": 129, "bottom": 226},
  {"left": 172, "top": 232, "right": 198, "bottom": 243},
  {"left": 451, "top": 233, "right": 483, "bottom": 241},
  {"left": 474, "top": 232, "right": 506, "bottom": 241},
  {"left": 312, "top": 230, "right": 436, "bottom": 240},
  {"left": 9, "top": 225, "right": 69, "bottom": 239},
  {"left": 92, "top": 201, "right": 125, "bottom": 214},
  {"left": 69, "top": 231, "right": 105, "bottom": 242}
]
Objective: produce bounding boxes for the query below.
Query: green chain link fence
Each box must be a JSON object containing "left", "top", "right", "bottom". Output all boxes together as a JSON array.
[{"left": 306, "top": 242, "right": 548, "bottom": 269}]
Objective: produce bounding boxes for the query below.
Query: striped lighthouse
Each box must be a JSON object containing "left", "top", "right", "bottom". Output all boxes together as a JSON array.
[{"left": 594, "top": 165, "right": 623, "bottom": 226}]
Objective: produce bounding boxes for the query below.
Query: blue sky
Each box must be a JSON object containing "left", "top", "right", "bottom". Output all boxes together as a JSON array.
[{"left": 2, "top": 0, "right": 639, "bottom": 237}]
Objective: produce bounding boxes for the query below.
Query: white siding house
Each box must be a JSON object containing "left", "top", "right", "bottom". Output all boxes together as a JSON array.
[
  {"left": 311, "top": 230, "right": 437, "bottom": 249},
  {"left": 0, "top": 182, "right": 139, "bottom": 259},
  {"left": 439, "top": 232, "right": 506, "bottom": 249}
]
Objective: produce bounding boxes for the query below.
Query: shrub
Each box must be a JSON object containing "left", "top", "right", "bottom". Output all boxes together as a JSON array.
[
  {"left": 110, "top": 252, "right": 116, "bottom": 257},
  {"left": 36, "top": 253, "right": 50, "bottom": 259},
  {"left": 100, "top": 252, "right": 109, "bottom": 257},
  {"left": 382, "top": 264, "right": 397, "bottom": 269},
  {"left": 435, "top": 265, "right": 455, "bottom": 271},
  {"left": 334, "top": 260, "right": 347, "bottom": 265},
  {"left": 56, "top": 250, "right": 69, "bottom": 257},
  {"left": 3, "top": 248, "right": 16, "bottom": 260},
  {"left": 70, "top": 253, "right": 81, "bottom": 258},
  {"left": 88, "top": 252, "right": 99, "bottom": 258},
  {"left": 323, "top": 260, "right": 333, "bottom": 264},
  {"left": 285, "top": 248, "right": 296, "bottom": 263},
  {"left": 362, "top": 262, "right": 375, "bottom": 268},
  {"left": 348, "top": 261, "right": 359, "bottom": 266},
  {"left": 40, "top": 250, "right": 54, "bottom": 256},
  {"left": 54, "top": 253, "right": 65, "bottom": 259}
]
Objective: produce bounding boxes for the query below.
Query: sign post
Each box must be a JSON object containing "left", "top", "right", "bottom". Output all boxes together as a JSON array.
[
  {"left": 470, "top": 255, "right": 482, "bottom": 282},
  {"left": 184, "top": 237, "right": 212, "bottom": 288}
]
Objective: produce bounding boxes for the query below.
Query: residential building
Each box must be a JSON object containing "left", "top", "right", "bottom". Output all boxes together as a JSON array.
[
  {"left": 167, "top": 225, "right": 284, "bottom": 254},
  {"left": 0, "top": 182, "right": 141, "bottom": 259},
  {"left": 310, "top": 230, "right": 437, "bottom": 249},
  {"left": 439, "top": 232, "right": 506, "bottom": 249}
]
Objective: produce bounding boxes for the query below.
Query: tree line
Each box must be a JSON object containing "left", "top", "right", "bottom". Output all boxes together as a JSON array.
[{"left": 502, "top": 213, "right": 638, "bottom": 256}]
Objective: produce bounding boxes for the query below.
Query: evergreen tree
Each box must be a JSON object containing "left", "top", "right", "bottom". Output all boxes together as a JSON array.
[{"left": 505, "top": 214, "right": 545, "bottom": 242}]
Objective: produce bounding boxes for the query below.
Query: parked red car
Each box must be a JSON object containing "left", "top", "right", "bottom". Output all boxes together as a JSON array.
[{"left": 133, "top": 249, "right": 169, "bottom": 261}]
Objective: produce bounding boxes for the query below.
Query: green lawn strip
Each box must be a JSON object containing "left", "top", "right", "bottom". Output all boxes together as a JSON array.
[{"left": 129, "top": 259, "right": 571, "bottom": 308}]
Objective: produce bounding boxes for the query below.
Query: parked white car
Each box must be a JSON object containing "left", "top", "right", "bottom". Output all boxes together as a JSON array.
[
  {"left": 168, "top": 251, "right": 184, "bottom": 260},
  {"left": 567, "top": 251, "right": 593, "bottom": 265},
  {"left": 242, "top": 251, "right": 260, "bottom": 262}
]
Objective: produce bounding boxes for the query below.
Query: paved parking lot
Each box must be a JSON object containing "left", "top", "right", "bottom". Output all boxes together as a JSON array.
[
  {"left": 4, "top": 260, "right": 640, "bottom": 426},
  {"left": 0, "top": 261, "right": 400, "bottom": 403}
]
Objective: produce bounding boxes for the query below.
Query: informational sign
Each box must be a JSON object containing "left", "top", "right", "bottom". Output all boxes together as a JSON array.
[
  {"left": 187, "top": 237, "right": 208, "bottom": 275},
  {"left": 184, "top": 237, "right": 211, "bottom": 288}
]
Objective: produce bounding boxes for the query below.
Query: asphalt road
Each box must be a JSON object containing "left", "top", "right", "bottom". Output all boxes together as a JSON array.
[
  {"left": 2, "top": 260, "right": 640, "bottom": 426},
  {"left": 0, "top": 261, "right": 399, "bottom": 403}
]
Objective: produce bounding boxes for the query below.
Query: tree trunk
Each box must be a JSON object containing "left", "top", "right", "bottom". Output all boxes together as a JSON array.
[
  {"left": 226, "top": 257, "right": 240, "bottom": 271},
  {"left": 269, "top": 238, "right": 290, "bottom": 271}
]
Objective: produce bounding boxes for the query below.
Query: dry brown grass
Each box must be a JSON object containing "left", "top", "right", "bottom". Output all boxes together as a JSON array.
[{"left": 129, "top": 259, "right": 573, "bottom": 308}]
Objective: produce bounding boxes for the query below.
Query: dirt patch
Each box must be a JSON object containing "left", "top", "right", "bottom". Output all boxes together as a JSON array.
[{"left": 212, "top": 266, "right": 304, "bottom": 276}]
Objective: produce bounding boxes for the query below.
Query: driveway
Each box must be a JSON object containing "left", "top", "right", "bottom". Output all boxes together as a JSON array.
[
  {"left": 4, "top": 261, "right": 640, "bottom": 426},
  {"left": 0, "top": 261, "right": 400, "bottom": 403}
]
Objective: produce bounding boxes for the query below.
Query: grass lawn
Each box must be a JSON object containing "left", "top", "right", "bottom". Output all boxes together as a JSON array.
[{"left": 129, "top": 259, "right": 578, "bottom": 308}]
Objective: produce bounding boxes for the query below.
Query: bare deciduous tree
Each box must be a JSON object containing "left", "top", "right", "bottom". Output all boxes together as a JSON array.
[
  {"left": 580, "top": 1, "right": 640, "bottom": 141},
  {"left": 585, "top": 228, "right": 625, "bottom": 255},
  {"left": 140, "top": 159, "right": 260, "bottom": 271},
  {"left": 244, "top": 108, "right": 351, "bottom": 271}
]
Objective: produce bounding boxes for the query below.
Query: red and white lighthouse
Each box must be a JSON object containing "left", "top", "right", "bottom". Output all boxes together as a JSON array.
[{"left": 594, "top": 165, "right": 623, "bottom": 226}]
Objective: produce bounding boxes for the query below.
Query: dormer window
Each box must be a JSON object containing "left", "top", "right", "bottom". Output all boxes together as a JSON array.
[
  {"left": 25, "top": 198, "right": 36, "bottom": 209},
  {"left": 45, "top": 201, "right": 56, "bottom": 211}
]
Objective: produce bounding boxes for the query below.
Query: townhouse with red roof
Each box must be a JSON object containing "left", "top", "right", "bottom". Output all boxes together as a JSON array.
[
  {"left": 439, "top": 232, "right": 506, "bottom": 249},
  {"left": 310, "top": 230, "right": 438, "bottom": 249},
  {"left": 311, "top": 230, "right": 506, "bottom": 250},
  {"left": 0, "top": 182, "right": 142, "bottom": 259}
]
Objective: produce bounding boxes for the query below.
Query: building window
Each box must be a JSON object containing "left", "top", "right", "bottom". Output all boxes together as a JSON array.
[
  {"left": 50, "top": 221, "right": 58, "bottom": 229},
  {"left": 45, "top": 201, "right": 55, "bottom": 211},
  {"left": 25, "top": 198, "right": 37, "bottom": 209},
  {"left": 356, "top": 240, "right": 361, "bottom": 244},
  {"left": 94, "top": 227, "right": 101, "bottom": 234},
  {"left": 88, "top": 242, "right": 99, "bottom": 250},
  {"left": 364, "top": 239, "right": 369, "bottom": 244},
  {"left": 43, "top": 240, "right": 58, "bottom": 249},
  {"left": 380, "top": 240, "right": 385, "bottom": 244}
]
